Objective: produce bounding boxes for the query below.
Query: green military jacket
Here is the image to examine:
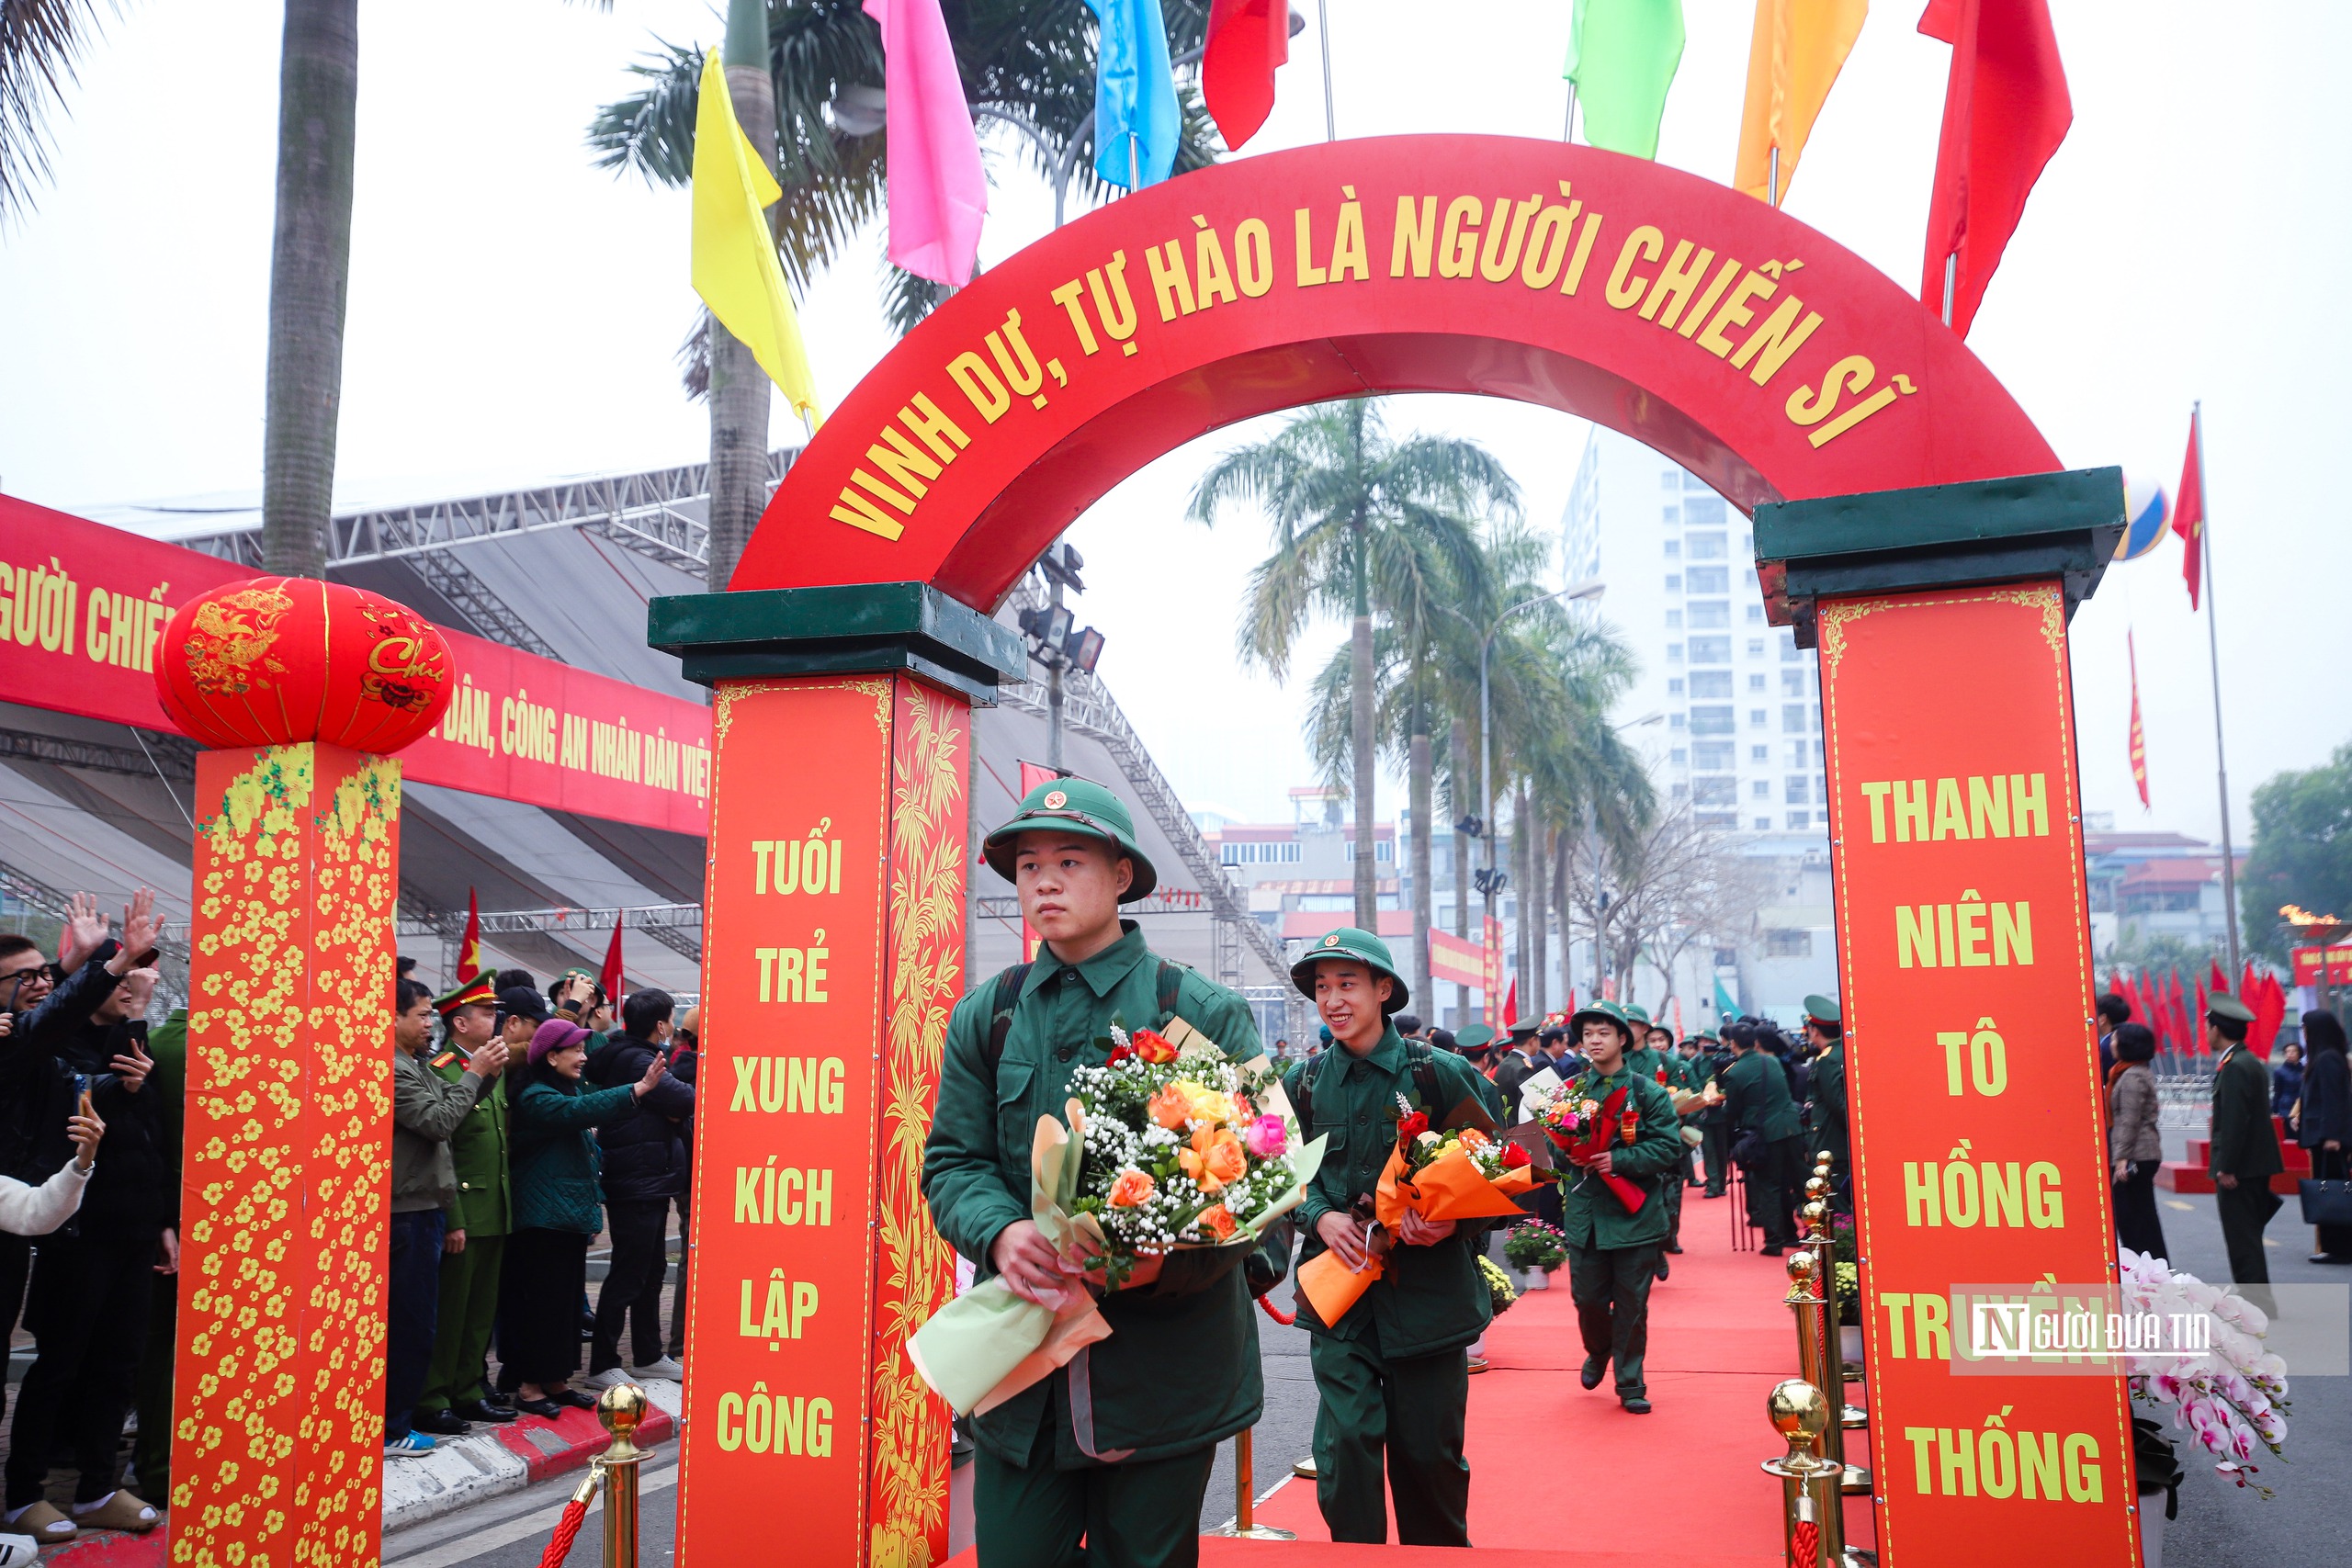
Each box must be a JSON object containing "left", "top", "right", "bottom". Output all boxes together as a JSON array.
[
  {"left": 922, "top": 924, "right": 1265, "bottom": 1470},
  {"left": 1623, "top": 1045, "right": 1690, "bottom": 1093},
  {"left": 435, "top": 1057, "right": 513, "bottom": 1235},
  {"left": 1283, "top": 1025, "right": 1502, "bottom": 1359},
  {"left": 1809, "top": 1044, "right": 1849, "bottom": 1163},
  {"left": 2209, "top": 1044, "right": 2283, "bottom": 1179},
  {"left": 1719, "top": 1048, "right": 1803, "bottom": 1142},
  {"left": 147, "top": 1009, "right": 188, "bottom": 1188},
  {"left": 1555, "top": 1066, "right": 1683, "bottom": 1250}
]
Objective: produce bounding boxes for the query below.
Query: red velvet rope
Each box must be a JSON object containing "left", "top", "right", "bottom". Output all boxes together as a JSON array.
[
  {"left": 537, "top": 1498, "right": 590, "bottom": 1568},
  {"left": 1255, "top": 1293, "right": 1296, "bottom": 1326},
  {"left": 1791, "top": 1517, "right": 1820, "bottom": 1567}
]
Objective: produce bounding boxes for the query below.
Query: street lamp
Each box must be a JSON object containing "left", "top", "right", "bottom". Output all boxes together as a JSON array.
[{"left": 1018, "top": 544, "right": 1103, "bottom": 771}]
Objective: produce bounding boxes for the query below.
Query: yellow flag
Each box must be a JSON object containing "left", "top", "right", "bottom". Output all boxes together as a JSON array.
[
  {"left": 1733, "top": 0, "right": 1868, "bottom": 206},
  {"left": 693, "top": 51, "right": 820, "bottom": 420}
]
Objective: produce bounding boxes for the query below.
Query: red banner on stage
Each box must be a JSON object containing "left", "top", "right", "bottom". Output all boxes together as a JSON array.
[
  {"left": 0, "top": 492, "right": 711, "bottom": 835},
  {"left": 2292, "top": 943, "right": 2352, "bottom": 987}
]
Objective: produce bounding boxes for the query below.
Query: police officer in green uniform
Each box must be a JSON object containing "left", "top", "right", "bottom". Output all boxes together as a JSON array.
[
  {"left": 1802, "top": 996, "right": 1849, "bottom": 1210},
  {"left": 1285, "top": 928, "right": 1500, "bottom": 1546},
  {"left": 922, "top": 778, "right": 1268, "bottom": 1568},
  {"left": 1720, "top": 1021, "right": 1804, "bottom": 1253},
  {"left": 416, "top": 985, "right": 538, "bottom": 1429},
  {"left": 1555, "top": 1001, "right": 1682, "bottom": 1413},
  {"left": 2205, "top": 993, "right": 2282, "bottom": 1309}
]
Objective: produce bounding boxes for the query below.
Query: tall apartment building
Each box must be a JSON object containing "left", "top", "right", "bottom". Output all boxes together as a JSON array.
[{"left": 1563, "top": 427, "right": 1829, "bottom": 833}]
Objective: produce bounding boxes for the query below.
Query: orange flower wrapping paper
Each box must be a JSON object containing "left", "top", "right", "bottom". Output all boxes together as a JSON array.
[{"left": 1297, "top": 1145, "right": 1538, "bottom": 1325}]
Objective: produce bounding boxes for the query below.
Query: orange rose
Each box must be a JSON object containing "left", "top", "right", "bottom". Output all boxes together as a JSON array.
[
  {"left": 1133, "top": 1029, "right": 1178, "bottom": 1064},
  {"left": 1198, "top": 1203, "right": 1237, "bottom": 1241},
  {"left": 1147, "top": 1083, "right": 1192, "bottom": 1131},
  {"left": 1457, "top": 1127, "right": 1490, "bottom": 1149},
  {"left": 1106, "top": 1168, "right": 1155, "bottom": 1209},
  {"left": 1179, "top": 1127, "right": 1248, "bottom": 1192}
]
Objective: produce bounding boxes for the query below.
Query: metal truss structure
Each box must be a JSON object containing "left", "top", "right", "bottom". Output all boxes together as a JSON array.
[
  {"left": 396, "top": 900, "right": 706, "bottom": 980},
  {"left": 997, "top": 576, "right": 1285, "bottom": 991},
  {"left": 0, "top": 726, "right": 198, "bottom": 784},
  {"left": 970, "top": 888, "right": 1209, "bottom": 924},
  {"left": 0, "top": 854, "right": 192, "bottom": 965}
]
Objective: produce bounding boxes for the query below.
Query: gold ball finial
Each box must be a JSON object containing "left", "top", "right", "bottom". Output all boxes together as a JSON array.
[
  {"left": 1767, "top": 1379, "right": 1830, "bottom": 1446},
  {"left": 1803, "top": 1201, "right": 1829, "bottom": 1226},
  {"left": 1805, "top": 1176, "right": 1830, "bottom": 1199},
  {"left": 1785, "top": 1249, "right": 1815, "bottom": 1281},
  {"left": 598, "top": 1382, "right": 650, "bottom": 1461},
  {"left": 1815, "top": 1150, "right": 1834, "bottom": 1168}
]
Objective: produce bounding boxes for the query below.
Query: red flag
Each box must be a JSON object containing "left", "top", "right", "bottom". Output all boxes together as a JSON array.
[
  {"left": 1501, "top": 976, "right": 1520, "bottom": 1030},
  {"left": 2261, "top": 972, "right": 2289, "bottom": 1055},
  {"left": 1917, "top": 0, "right": 2073, "bottom": 335},
  {"left": 458, "top": 887, "right": 482, "bottom": 978},
  {"left": 1202, "top": 0, "right": 1290, "bottom": 152},
  {"left": 2126, "top": 631, "right": 2150, "bottom": 807},
  {"left": 2209, "top": 956, "right": 2230, "bottom": 997},
  {"left": 2172, "top": 408, "right": 2206, "bottom": 609},
  {"left": 600, "top": 917, "right": 625, "bottom": 1002},
  {"left": 1016, "top": 761, "right": 1057, "bottom": 961}
]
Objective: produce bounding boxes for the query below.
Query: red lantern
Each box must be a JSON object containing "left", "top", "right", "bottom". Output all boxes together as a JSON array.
[{"left": 153, "top": 576, "right": 454, "bottom": 753}]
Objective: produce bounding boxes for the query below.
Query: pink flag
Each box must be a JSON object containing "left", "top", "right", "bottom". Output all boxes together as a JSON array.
[{"left": 865, "top": 0, "right": 988, "bottom": 288}]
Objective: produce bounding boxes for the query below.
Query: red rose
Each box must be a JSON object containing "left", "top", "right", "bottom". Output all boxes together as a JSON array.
[
  {"left": 1500, "top": 1141, "right": 1531, "bottom": 1169},
  {"left": 1132, "top": 1029, "right": 1177, "bottom": 1064},
  {"left": 1396, "top": 1111, "right": 1430, "bottom": 1140},
  {"left": 1106, "top": 1042, "right": 1136, "bottom": 1066}
]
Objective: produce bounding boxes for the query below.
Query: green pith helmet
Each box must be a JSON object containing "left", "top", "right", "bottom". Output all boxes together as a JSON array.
[
  {"left": 1568, "top": 998, "right": 1635, "bottom": 1047},
  {"left": 1290, "top": 926, "right": 1409, "bottom": 1014},
  {"left": 1804, "top": 994, "right": 1842, "bottom": 1025},
  {"left": 1622, "top": 1003, "right": 1651, "bottom": 1028},
  {"left": 982, "top": 776, "right": 1159, "bottom": 902},
  {"left": 1454, "top": 1023, "right": 1496, "bottom": 1051},
  {"left": 2207, "top": 993, "right": 2256, "bottom": 1025}
]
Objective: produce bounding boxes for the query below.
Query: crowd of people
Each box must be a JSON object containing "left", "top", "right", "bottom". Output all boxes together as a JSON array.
[{"left": 0, "top": 889, "right": 700, "bottom": 1552}]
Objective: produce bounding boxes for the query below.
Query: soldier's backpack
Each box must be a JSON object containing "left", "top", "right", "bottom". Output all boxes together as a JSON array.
[
  {"left": 1290, "top": 1037, "right": 1442, "bottom": 1137},
  {"left": 980, "top": 958, "right": 1187, "bottom": 1074}
]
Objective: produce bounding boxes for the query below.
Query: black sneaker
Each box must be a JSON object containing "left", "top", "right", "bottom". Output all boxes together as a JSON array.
[
  {"left": 1580, "top": 1358, "right": 1606, "bottom": 1390},
  {"left": 454, "top": 1399, "right": 518, "bottom": 1425},
  {"left": 1654, "top": 1255, "right": 1671, "bottom": 1281},
  {"left": 1621, "top": 1396, "right": 1653, "bottom": 1415},
  {"left": 414, "top": 1409, "right": 471, "bottom": 1437}
]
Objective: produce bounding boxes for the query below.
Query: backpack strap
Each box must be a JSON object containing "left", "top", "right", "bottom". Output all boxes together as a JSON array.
[
  {"left": 981, "top": 963, "right": 1034, "bottom": 1077},
  {"left": 1406, "top": 1039, "right": 1442, "bottom": 1112},
  {"left": 1155, "top": 960, "right": 1184, "bottom": 1024},
  {"left": 1293, "top": 1048, "right": 1329, "bottom": 1135}
]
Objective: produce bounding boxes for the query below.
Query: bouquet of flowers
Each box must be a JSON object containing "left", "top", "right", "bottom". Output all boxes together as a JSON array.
[
  {"left": 1525, "top": 1076, "right": 1648, "bottom": 1213},
  {"left": 2118, "top": 1247, "right": 2291, "bottom": 1495},
  {"left": 1297, "top": 1091, "right": 1541, "bottom": 1326},
  {"left": 909, "top": 1017, "right": 1325, "bottom": 1418}
]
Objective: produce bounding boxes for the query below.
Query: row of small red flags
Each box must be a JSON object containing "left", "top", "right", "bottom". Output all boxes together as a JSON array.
[{"left": 2105, "top": 961, "right": 2288, "bottom": 1061}]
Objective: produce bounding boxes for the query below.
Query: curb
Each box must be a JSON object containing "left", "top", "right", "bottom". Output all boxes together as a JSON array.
[{"left": 42, "top": 1379, "right": 683, "bottom": 1564}]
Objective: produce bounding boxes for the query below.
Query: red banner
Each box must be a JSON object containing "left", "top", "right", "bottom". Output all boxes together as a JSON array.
[
  {"left": 0, "top": 493, "right": 710, "bottom": 835},
  {"left": 1430, "top": 926, "right": 1486, "bottom": 989},
  {"left": 2292, "top": 943, "right": 2352, "bottom": 987}
]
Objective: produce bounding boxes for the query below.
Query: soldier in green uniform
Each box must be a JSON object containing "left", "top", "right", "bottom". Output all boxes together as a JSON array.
[
  {"left": 415, "top": 985, "right": 539, "bottom": 1430},
  {"left": 1802, "top": 996, "right": 1850, "bottom": 1210},
  {"left": 2205, "top": 994, "right": 2282, "bottom": 1310},
  {"left": 1555, "top": 1001, "right": 1683, "bottom": 1413},
  {"left": 130, "top": 1006, "right": 187, "bottom": 1496},
  {"left": 1688, "top": 1032, "right": 1732, "bottom": 1197},
  {"left": 1629, "top": 1019, "right": 1702, "bottom": 1269},
  {"left": 1285, "top": 928, "right": 1499, "bottom": 1546},
  {"left": 922, "top": 778, "right": 1268, "bottom": 1568},
  {"left": 1719, "top": 1021, "right": 1804, "bottom": 1253}
]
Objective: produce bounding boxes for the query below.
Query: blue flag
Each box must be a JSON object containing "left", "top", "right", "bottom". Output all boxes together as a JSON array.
[
  {"left": 1713, "top": 976, "right": 1738, "bottom": 1019},
  {"left": 1085, "top": 0, "right": 1180, "bottom": 189}
]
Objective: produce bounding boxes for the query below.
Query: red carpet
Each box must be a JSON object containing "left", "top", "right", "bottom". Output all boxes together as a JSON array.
[
  {"left": 1245, "top": 1196, "right": 1873, "bottom": 1564},
  {"left": 945, "top": 1194, "right": 1874, "bottom": 1564}
]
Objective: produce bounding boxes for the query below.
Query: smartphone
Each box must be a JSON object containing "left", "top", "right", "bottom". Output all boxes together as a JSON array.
[{"left": 72, "top": 1073, "right": 91, "bottom": 1119}]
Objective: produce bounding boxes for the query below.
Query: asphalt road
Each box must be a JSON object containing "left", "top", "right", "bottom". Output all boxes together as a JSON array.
[{"left": 387, "top": 1151, "right": 2346, "bottom": 1563}]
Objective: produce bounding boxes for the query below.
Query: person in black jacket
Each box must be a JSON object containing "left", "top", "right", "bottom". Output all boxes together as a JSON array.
[
  {"left": 2296, "top": 1010, "right": 2352, "bottom": 1264},
  {"left": 582, "top": 990, "right": 695, "bottom": 1386},
  {"left": 0, "top": 892, "right": 172, "bottom": 1545}
]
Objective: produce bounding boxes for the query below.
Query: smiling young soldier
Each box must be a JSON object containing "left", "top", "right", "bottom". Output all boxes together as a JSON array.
[
  {"left": 1285, "top": 928, "right": 1502, "bottom": 1546},
  {"left": 922, "top": 778, "right": 1270, "bottom": 1568},
  {"left": 1558, "top": 1000, "right": 1683, "bottom": 1414}
]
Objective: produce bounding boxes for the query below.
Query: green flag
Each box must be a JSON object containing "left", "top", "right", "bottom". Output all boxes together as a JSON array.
[
  {"left": 1713, "top": 976, "right": 1738, "bottom": 1018},
  {"left": 1565, "top": 0, "right": 1686, "bottom": 160}
]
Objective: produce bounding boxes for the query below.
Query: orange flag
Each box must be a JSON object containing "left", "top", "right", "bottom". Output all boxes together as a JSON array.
[
  {"left": 2127, "top": 630, "right": 2149, "bottom": 808},
  {"left": 1734, "top": 0, "right": 1869, "bottom": 206}
]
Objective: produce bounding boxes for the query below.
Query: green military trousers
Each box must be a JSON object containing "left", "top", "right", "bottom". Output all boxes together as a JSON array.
[
  {"left": 131, "top": 1270, "right": 176, "bottom": 1495},
  {"left": 1566, "top": 1241, "right": 1661, "bottom": 1399},
  {"left": 418, "top": 1233, "right": 506, "bottom": 1415},
  {"left": 972, "top": 1439, "right": 1215, "bottom": 1567},
  {"left": 1308, "top": 1327, "right": 1471, "bottom": 1546}
]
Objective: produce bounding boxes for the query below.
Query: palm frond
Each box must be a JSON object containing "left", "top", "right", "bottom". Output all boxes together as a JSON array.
[{"left": 0, "top": 0, "right": 114, "bottom": 221}]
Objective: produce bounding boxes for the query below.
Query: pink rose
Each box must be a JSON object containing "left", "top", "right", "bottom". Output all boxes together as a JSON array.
[{"left": 1243, "top": 1114, "right": 1287, "bottom": 1159}]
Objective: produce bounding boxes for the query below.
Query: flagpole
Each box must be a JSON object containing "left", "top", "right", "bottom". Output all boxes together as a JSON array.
[
  {"left": 1564, "top": 84, "right": 1577, "bottom": 142},
  {"left": 1942, "top": 254, "right": 1956, "bottom": 326},
  {"left": 2196, "top": 400, "right": 2242, "bottom": 976},
  {"left": 1316, "top": 0, "right": 1335, "bottom": 141},
  {"left": 1768, "top": 146, "right": 1779, "bottom": 208}
]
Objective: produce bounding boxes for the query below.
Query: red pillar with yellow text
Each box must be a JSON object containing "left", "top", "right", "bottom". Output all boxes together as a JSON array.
[
  {"left": 170, "top": 742, "right": 401, "bottom": 1566},
  {"left": 674, "top": 673, "right": 966, "bottom": 1567},
  {"left": 1820, "top": 582, "right": 2139, "bottom": 1564}
]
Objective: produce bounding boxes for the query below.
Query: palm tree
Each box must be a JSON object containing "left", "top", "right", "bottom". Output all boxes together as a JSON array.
[
  {"left": 1190, "top": 398, "right": 1520, "bottom": 933},
  {"left": 588, "top": 0, "right": 1221, "bottom": 592},
  {"left": 0, "top": 0, "right": 112, "bottom": 221}
]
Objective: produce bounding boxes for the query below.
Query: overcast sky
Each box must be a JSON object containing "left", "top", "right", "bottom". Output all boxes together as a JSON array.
[{"left": 3, "top": 0, "right": 2345, "bottom": 845}]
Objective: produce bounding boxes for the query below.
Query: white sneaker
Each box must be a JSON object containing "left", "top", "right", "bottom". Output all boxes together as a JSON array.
[
  {"left": 0, "top": 1535, "right": 40, "bottom": 1567},
  {"left": 629, "top": 1356, "right": 684, "bottom": 1381},
  {"left": 579, "top": 1367, "right": 633, "bottom": 1393}
]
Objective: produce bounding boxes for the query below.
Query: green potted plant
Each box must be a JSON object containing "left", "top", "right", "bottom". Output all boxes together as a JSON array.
[{"left": 1502, "top": 1221, "right": 1568, "bottom": 1291}]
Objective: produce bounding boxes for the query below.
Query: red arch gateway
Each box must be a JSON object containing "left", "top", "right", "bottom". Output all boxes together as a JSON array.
[{"left": 730, "top": 134, "right": 2058, "bottom": 609}]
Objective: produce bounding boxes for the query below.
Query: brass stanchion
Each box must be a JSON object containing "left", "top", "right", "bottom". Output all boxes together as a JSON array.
[
  {"left": 597, "top": 1384, "right": 650, "bottom": 1568},
  {"left": 1212, "top": 1428, "right": 1296, "bottom": 1540},
  {"left": 1760, "top": 1379, "right": 1842, "bottom": 1568},
  {"left": 1801, "top": 1161, "right": 1871, "bottom": 1497}
]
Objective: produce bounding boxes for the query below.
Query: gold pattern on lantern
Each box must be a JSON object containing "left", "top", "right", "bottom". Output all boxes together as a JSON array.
[{"left": 180, "top": 582, "right": 295, "bottom": 694}]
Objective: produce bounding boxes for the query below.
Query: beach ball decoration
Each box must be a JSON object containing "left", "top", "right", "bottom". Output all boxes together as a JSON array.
[
  {"left": 2113, "top": 474, "right": 2170, "bottom": 562},
  {"left": 153, "top": 576, "right": 454, "bottom": 753}
]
